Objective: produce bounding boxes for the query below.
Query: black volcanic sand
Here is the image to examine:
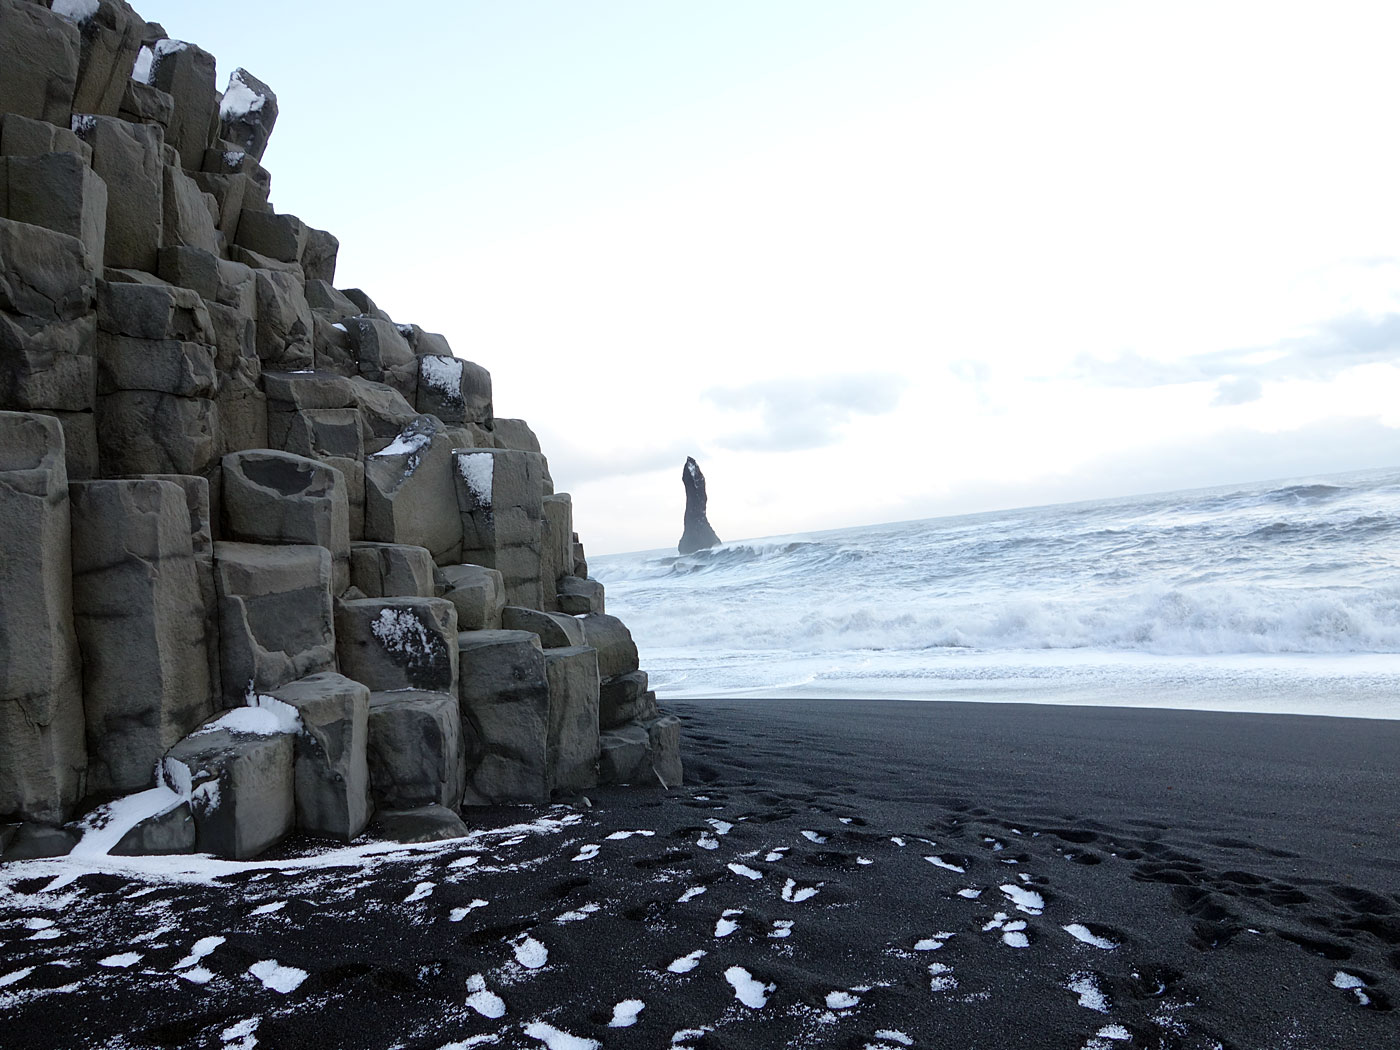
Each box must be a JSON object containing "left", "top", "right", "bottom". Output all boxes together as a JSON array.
[{"left": 2, "top": 699, "right": 1398, "bottom": 1050}]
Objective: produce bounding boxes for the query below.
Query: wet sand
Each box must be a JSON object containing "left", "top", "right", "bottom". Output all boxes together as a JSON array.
[{"left": 1, "top": 698, "right": 1396, "bottom": 1049}]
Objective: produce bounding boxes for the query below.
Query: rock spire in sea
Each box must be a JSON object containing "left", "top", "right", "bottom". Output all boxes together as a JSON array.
[{"left": 679, "top": 456, "right": 721, "bottom": 555}]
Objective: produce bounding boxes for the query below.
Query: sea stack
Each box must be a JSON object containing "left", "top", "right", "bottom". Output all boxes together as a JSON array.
[{"left": 678, "top": 456, "right": 721, "bottom": 555}]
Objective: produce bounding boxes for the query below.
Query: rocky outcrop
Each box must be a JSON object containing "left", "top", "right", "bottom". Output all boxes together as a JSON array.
[
  {"left": 678, "top": 455, "right": 720, "bottom": 554},
  {"left": 0, "top": 2, "right": 681, "bottom": 862}
]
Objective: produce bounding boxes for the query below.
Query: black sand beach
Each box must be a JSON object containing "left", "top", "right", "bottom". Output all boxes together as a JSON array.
[{"left": 2, "top": 699, "right": 1397, "bottom": 1050}]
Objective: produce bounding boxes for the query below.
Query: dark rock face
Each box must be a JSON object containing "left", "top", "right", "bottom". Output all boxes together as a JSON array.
[
  {"left": 678, "top": 456, "right": 720, "bottom": 555},
  {"left": 0, "top": 3, "right": 682, "bottom": 860}
]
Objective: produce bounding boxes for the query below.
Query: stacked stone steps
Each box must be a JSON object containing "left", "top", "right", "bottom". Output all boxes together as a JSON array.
[{"left": 0, "top": 0, "right": 681, "bottom": 862}]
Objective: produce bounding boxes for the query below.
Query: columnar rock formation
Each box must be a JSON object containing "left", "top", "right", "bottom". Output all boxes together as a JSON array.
[
  {"left": 678, "top": 455, "right": 721, "bottom": 555},
  {"left": 0, "top": 0, "right": 680, "bottom": 862}
]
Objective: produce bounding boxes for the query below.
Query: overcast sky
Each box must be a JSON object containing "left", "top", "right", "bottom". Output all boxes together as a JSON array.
[{"left": 138, "top": 0, "right": 1400, "bottom": 553}]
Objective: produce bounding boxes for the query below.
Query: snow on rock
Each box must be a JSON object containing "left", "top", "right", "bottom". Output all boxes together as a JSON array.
[
  {"left": 456, "top": 452, "right": 494, "bottom": 506},
  {"left": 522, "top": 1021, "right": 599, "bottom": 1050},
  {"left": 464, "top": 974, "right": 506, "bottom": 1018},
  {"left": 52, "top": 0, "right": 99, "bottom": 23},
  {"left": 374, "top": 429, "right": 431, "bottom": 460},
  {"left": 70, "top": 784, "right": 185, "bottom": 858},
  {"left": 196, "top": 695, "right": 301, "bottom": 738},
  {"left": 420, "top": 355, "right": 464, "bottom": 395},
  {"left": 370, "top": 609, "right": 434, "bottom": 657},
  {"left": 131, "top": 46, "right": 154, "bottom": 84},
  {"left": 220, "top": 70, "right": 269, "bottom": 120},
  {"left": 511, "top": 935, "right": 548, "bottom": 969},
  {"left": 607, "top": 999, "right": 645, "bottom": 1028},
  {"left": 666, "top": 949, "right": 705, "bottom": 974},
  {"left": 724, "top": 965, "right": 775, "bottom": 1009},
  {"left": 248, "top": 959, "right": 308, "bottom": 994}
]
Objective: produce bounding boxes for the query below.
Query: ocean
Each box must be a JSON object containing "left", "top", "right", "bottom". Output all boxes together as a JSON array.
[{"left": 591, "top": 467, "right": 1400, "bottom": 719}]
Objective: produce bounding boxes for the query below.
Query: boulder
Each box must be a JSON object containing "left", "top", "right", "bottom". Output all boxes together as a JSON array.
[
  {"left": 597, "top": 724, "right": 650, "bottom": 787},
  {"left": 435, "top": 563, "right": 505, "bottom": 630},
  {"left": 218, "top": 68, "right": 277, "bottom": 162},
  {"left": 335, "top": 596, "right": 458, "bottom": 693},
  {"left": 2, "top": 150, "right": 108, "bottom": 273},
  {"left": 556, "top": 575, "right": 604, "bottom": 615},
  {"left": 454, "top": 447, "right": 546, "bottom": 607},
  {"left": 74, "top": 115, "right": 164, "bottom": 272},
  {"left": 0, "top": 412, "right": 86, "bottom": 824},
  {"left": 252, "top": 267, "right": 313, "bottom": 370},
  {"left": 597, "top": 716, "right": 682, "bottom": 788},
  {"left": 69, "top": 478, "right": 214, "bottom": 794},
  {"left": 364, "top": 415, "right": 462, "bottom": 563},
  {"left": 599, "top": 671, "right": 656, "bottom": 731},
  {"left": 0, "top": 215, "right": 95, "bottom": 323},
  {"left": 0, "top": 0, "right": 80, "bottom": 126},
  {"left": 0, "top": 113, "right": 91, "bottom": 166},
  {"left": 366, "top": 689, "right": 464, "bottom": 810},
  {"left": 234, "top": 208, "right": 308, "bottom": 263},
  {"left": 646, "top": 714, "right": 683, "bottom": 788},
  {"left": 374, "top": 803, "right": 467, "bottom": 844},
  {"left": 160, "top": 163, "right": 218, "bottom": 254},
  {"left": 344, "top": 316, "right": 416, "bottom": 400},
  {"left": 96, "top": 388, "right": 218, "bottom": 476},
  {"left": 348, "top": 376, "right": 419, "bottom": 453},
  {"left": 0, "top": 312, "right": 96, "bottom": 413},
  {"left": 68, "top": 0, "right": 144, "bottom": 119},
  {"left": 222, "top": 449, "right": 350, "bottom": 592},
  {"left": 1, "top": 821, "right": 78, "bottom": 860},
  {"left": 415, "top": 354, "right": 491, "bottom": 425},
  {"left": 501, "top": 606, "right": 585, "bottom": 649},
  {"left": 456, "top": 629, "right": 549, "bottom": 805},
  {"left": 679, "top": 456, "right": 721, "bottom": 554},
  {"left": 161, "top": 712, "right": 296, "bottom": 859},
  {"left": 110, "top": 801, "right": 194, "bottom": 856},
  {"left": 213, "top": 541, "right": 336, "bottom": 708},
  {"left": 267, "top": 672, "right": 371, "bottom": 842},
  {"left": 349, "top": 541, "right": 436, "bottom": 599},
  {"left": 146, "top": 39, "right": 218, "bottom": 170},
  {"left": 118, "top": 78, "right": 174, "bottom": 129},
  {"left": 97, "top": 277, "right": 214, "bottom": 342},
  {"left": 302, "top": 227, "right": 338, "bottom": 284},
  {"left": 544, "top": 646, "right": 600, "bottom": 794},
  {"left": 95, "top": 336, "right": 217, "bottom": 397},
  {"left": 540, "top": 493, "right": 575, "bottom": 610},
  {"left": 578, "top": 613, "right": 640, "bottom": 679}
]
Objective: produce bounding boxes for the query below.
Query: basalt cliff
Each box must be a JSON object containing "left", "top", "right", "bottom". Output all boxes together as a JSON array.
[{"left": 0, "top": 0, "right": 680, "bottom": 862}]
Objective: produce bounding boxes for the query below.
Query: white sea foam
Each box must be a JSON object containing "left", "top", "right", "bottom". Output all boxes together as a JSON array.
[{"left": 593, "top": 468, "right": 1400, "bottom": 717}]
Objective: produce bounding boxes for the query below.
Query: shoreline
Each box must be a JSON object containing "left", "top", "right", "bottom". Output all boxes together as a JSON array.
[{"left": 3, "top": 698, "right": 1395, "bottom": 1049}]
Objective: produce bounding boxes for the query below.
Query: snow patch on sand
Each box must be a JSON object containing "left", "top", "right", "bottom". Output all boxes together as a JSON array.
[
  {"left": 667, "top": 950, "right": 705, "bottom": 974},
  {"left": 522, "top": 1021, "right": 598, "bottom": 1050},
  {"left": 925, "top": 855, "right": 965, "bottom": 873},
  {"left": 465, "top": 974, "right": 506, "bottom": 1018},
  {"left": 1068, "top": 972, "right": 1109, "bottom": 1012},
  {"left": 727, "top": 863, "right": 762, "bottom": 880},
  {"left": 1064, "top": 923, "right": 1118, "bottom": 949},
  {"left": 607, "top": 999, "right": 645, "bottom": 1027},
  {"left": 1000, "top": 884, "right": 1045, "bottom": 915},
  {"left": 725, "top": 965, "right": 775, "bottom": 1008},
  {"left": 511, "top": 935, "right": 548, "bottom": 969},
  {"left": 248, "top": 960, "right": 307, "bottom": 994}
]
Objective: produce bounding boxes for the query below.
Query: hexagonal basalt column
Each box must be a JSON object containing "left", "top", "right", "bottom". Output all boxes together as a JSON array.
[
  {"left": 222, "top": 449, "right": 350, "bottom": 593},
  {"left": 0, "top": 412, "right": 85, "bottom": 823},
  {"left": 335, "top": 596, "right": 459, "bottom": 695}
]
